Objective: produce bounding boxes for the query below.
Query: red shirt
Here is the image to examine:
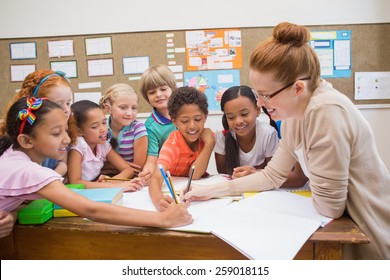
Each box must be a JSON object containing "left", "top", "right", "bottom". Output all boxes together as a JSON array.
[{"left": 157, "top": 130, "right": 204, "bottom": 176}]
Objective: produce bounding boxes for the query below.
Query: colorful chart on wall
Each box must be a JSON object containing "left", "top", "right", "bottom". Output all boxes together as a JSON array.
[
  {"left": 309, "top": 30, "right": 352, "bottom": 78},
  {"left": 185, "top": 29, "right": 242, "bottom": 71},
  {"left": 184, "top": 69, "right": 240, "bottom": 112}
]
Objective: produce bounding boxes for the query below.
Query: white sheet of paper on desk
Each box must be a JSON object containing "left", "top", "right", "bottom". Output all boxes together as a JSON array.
[
  {"left": 211, "top": 203, "right": 321, "bottom": 260},
  {"left": 238, "top": 190, "right": 332, "bottom": 227},
  {"left": 167, "top": 198, "right": 232, "bottom": 233},
  {"left": 121, "top": 188, "right": 157, "bottom": 211},
  {"left": 122, "top": 189, "right": 231, "bottom": 233}
]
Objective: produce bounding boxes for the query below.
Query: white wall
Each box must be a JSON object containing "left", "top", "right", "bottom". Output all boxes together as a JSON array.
[
  {"left": 358, "top": 105, "right": 390, "bottom": 172},
  {"left": 1, "top": 0, "right": 390, "bottom": 38}
]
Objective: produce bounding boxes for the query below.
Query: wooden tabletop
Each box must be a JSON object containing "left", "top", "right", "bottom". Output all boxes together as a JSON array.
[{"left": 0, "top": 215, "right": 369, "bottom": 260}]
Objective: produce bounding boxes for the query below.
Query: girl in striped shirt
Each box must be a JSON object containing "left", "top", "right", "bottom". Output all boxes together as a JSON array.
[{"left": 100, "top": 83, "right": 148, "bottom": 176}]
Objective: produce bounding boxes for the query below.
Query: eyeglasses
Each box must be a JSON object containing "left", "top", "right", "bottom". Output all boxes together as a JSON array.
[{"left": 252, "top": 77, "right": 311, "bottom": 102}]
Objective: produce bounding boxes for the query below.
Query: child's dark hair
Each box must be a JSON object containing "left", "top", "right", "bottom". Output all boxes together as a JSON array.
[
  {"left": 168, "top": 86, "right": 208, "bottom": 119},
  {"left": 220, "top": 86, "right": 258, "bottom": 175},
  {"left": 71, "top": 100, "right": 114, "bottom": 146},
  {"left": 71, "top": 100, "right": 101, "bottom": 127},
  {"left": 0, "top": 97, "right": 62, "bottom": 156}
]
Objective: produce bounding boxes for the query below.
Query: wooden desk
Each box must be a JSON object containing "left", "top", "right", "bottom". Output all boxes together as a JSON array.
[{"left": 0, "top": 216, "right": 368, "bottom": 260}]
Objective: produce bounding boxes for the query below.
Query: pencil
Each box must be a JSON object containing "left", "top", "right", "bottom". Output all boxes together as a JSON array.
[
  {"left": 166, "top": 171, "right": 178, "bottom": 204},
  {"left": 158, "top": 164, "right": 176, "bottom": 203},
  {"left": 183, "top": 165, "right": 195, "bottom": 202},
  {"left": 103, "top": 177, "right": 131, "bottom": 181}
]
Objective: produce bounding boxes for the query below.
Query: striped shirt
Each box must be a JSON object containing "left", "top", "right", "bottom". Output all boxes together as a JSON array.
[
  {"left": 108, "top": 118, "right": 148, "bottom": 162},
  {"left": 157, "top": 130, "right": 205, "bottom": 177}
]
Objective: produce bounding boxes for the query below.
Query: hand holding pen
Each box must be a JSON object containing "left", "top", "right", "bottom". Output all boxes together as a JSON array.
[
  {"left": 182, "top": 165, "right": 195, "bottom": 202},
  {"left": 157, "top": 164, "right": 180, "bottom": 211}
]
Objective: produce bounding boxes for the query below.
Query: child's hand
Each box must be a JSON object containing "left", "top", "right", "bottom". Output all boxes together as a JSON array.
[
  {"left": 0, "top": 210, "right": 15, "bottom": 239},
  {"left": 96, "top": 174, "right": 107, "bottom": 182},
  {"left": 121, "top": 178, "right": 143, "bottom": 192},
  {"left": 200, "top": 128, "right": 215, "bottom": 147},
  {"left": 138, "top": 168, "right": 151, "bottom": 185},
  {"left": 157, "top": 195, "right": 175, "bottom": 212},
  {"left": 232, "top": 166, "right": 257, "bottom": 179},
  {"left": 159, "top": 202, "right": 193, "bottom": 228},
  {"left": 127, "top": 162, "right": 142, "bottom": 176}
]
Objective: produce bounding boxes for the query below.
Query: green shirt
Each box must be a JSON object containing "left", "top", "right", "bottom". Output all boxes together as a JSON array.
[{"left": 145, "top": 109, "right": 176, "bottom": 157}]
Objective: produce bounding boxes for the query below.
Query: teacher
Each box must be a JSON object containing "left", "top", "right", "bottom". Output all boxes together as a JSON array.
[{"left": 185, "top": 22, "right": 390, "bottom": 259}]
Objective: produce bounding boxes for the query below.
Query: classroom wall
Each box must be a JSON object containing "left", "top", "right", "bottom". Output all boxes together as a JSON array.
[{"left": 1, "top": 0, "right": 389, "bottom": 171}]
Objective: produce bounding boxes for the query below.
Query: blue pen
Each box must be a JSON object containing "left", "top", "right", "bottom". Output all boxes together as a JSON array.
[{"left": 158, "top": 164, "right": 176, "bottom": 202}]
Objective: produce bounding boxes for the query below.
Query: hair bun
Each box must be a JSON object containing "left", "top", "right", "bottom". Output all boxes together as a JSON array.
[{"left": 273, "top": 22, "right": 309, "bottom": 47}]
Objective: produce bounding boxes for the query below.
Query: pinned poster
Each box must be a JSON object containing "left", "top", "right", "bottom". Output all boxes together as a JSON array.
[
  {"left": 185, "top": 29, "right": 242, "bottom": 71},
  {"left": 355, "top": 72, "right": 390, "bottom": 100},
  {"left": 309, "top": 30, "right": 351, "bottom": 78},
  {"left": 184, "top": 69, "right": 240, "bottom": 112}
]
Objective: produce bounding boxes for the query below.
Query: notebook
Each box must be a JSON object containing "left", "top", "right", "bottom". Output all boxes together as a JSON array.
[{"left": 53, "top": 187, "right": 123, "bottom": 217}]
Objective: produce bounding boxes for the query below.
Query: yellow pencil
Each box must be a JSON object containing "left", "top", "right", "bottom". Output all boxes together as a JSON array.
[
  {"left": 166, "top": 171, "right": 178, "bottom": 204},
  {"left": 104, "top": 177, "right": 131, "bottom": 182}
]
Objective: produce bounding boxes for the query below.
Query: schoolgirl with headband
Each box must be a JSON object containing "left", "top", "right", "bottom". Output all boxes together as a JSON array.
[
  {"left": 0, "top": 97, "right": 192, "bottom": 230},
  {"left": 2, "top": 69, "right": 78, "bottom": 177}
]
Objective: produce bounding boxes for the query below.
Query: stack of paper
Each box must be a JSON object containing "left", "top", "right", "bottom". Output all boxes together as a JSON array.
[
  {"left": 121, "top": 187, "right": 333, "bottom": 260},
  {"left": 210, "top": 191, "right": 332, "bottom": 259}
]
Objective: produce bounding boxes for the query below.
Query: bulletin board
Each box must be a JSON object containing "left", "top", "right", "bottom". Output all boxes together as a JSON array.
[{"left": 0, "top": 23, "right": 389, "bottom": 116}]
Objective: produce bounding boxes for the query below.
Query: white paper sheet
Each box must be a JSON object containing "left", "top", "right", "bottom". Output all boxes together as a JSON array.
[
  {"left": 73, "top": 92, "right": 102, "bottom": 104},
  {"left": 122, "top": 56, "right": 149, "bottom": 75},
  {"left": 50, "top": 61, "right": 77, "bottom": 78},
  {"left": 10, "top": 64, "right": 36, "bottom": 82},
  {"left": 48, "top": 40, "right": 74, "bottom": 57},
  {"left": 87, "top": 59, "right": 113, "bottom": 77},
  {"left": 10, "top": 42, "right": 36, "bottom": 59},
  {"left": 122, "top": 189, "right": 231, "bottom": 233},
  {"left": 211, "top": 203, "right": 321, "bottom": 259},
  {"left": 238, "top": 190, "right": 332, "bottom": 227},
  {"left": 85, "top": 37, "right": 112, "bottom": 55}
]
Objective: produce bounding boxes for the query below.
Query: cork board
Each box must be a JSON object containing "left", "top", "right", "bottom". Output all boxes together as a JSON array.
[{"left": 1, "top": 23, "right": 389, "bottom": 116}]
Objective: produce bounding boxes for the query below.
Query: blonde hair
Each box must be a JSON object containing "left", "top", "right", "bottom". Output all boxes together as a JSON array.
[
  {"left": 100, "top": 83, "right": 138, "bottom": 108},
  {"left": 250, "top": 22, "right": 320, "bottom": 92},
  {"left": 139, "top": 64, "right": 177, "bottom": 103}
]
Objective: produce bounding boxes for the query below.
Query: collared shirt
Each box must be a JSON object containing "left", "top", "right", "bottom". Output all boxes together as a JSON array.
[
  {"left": 145, "top": 109, "right": 176, "bottom": 157},
  {"left": 157, "top": 130, "right": 204, "bottom": 176},
  {"left": 70, "top": 137, "right": 111, "bottom": 181}
]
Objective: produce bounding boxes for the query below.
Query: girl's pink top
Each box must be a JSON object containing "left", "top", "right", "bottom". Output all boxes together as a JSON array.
[{"left": 0, "top": 147, "right": 63, "bottom": 211}]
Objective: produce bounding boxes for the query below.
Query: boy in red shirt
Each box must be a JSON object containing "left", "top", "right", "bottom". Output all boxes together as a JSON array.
[{"left": 149, "top": 87, "right": 215, "bottom": 211}]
